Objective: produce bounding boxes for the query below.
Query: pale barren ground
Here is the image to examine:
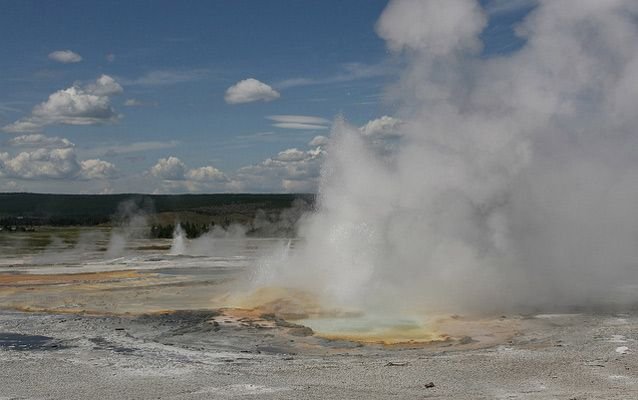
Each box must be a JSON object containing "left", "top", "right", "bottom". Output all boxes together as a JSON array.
[
  {"left": 1, "top": 311, "right": 637, "bottom": 399},
  {"left": 0, "top": 230, "right": 636, "bottom": 399}
]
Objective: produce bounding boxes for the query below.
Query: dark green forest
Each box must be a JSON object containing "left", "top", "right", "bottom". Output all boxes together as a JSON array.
[{"left": 0, "top": 193, "right": 315, "bottom": 232}]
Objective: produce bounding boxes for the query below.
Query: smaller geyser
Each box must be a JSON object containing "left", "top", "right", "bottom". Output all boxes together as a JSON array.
[{"left": 169, "top": 223, "right": 186, "bottom": 255}]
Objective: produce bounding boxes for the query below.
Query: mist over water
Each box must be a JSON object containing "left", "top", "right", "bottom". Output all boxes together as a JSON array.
[{"left": 257, "top": 0, "right": 638, "bottom": 314}]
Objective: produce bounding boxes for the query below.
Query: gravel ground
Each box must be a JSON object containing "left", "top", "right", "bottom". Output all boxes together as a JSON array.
[{"left": 0, "top": 310, "right": 637, "bottom": 399}]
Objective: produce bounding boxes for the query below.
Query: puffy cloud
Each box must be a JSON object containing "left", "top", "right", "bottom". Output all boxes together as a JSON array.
[
  {"left": 376, "top": 0, "right": 487, "bottom": 55},
  {"left": 275, "top": 148, "right": 307, "bottom": 162},
  {"left": 79, "top": 159, "right": 118, "bottom": 179},
  {"left": 31, "top": 86, "right": 114, "bottom": 124},
  {"left": 359, "top": 116, "right": 403, "bottom": 138},
  {"left": 0, "top": 139, "right": 116, "bottom": 181},
  {"left": 3, "top": 75, "right": 123, "bottom": 133},
  {"left": 148, "top": 156, "right": 228, "bottom": 193},
  {"left": 185, "top": 166, "right": 226, "bottom": 182},
  {"left": 0, "top": 149, "right": 112, "bottom": 181},
  {"left": 48, "top": 50, "right": 82, "bottom": 63},
  {"left": 231, "top": 146, "right": 324, "bottom": 192},
  {"left": 3, "top": 120, "right": 42, "bottom": 134},
  {"left": 225, "top": 78, "right": 280, "bottom": 104},
  {"left": 149, "top": 156, "right": 186, "bottom": 180},
  {"left": 224, "top": 116, "right": 406, "bottom": 192},
  {"left": 309, "top": 135, "right": 329, "bottom": 147},
  {"left": 8, "top": 134, "right": 74, "bottom": 148},
  {"left": 85, "top": 75, "right": 123, "bottom": 96},
  {"left": 150, "top": 156, "right": 226, "bottom": 183},
  {"left": 0, "top": 148, "right": 79, "bottom": 179},
  {"left": 267, "top": 115, "right": 330, "bottom": 130}
]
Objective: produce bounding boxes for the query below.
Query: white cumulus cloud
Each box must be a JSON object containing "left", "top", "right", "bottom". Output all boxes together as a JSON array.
[
  {"left": 0, "top": 148, "right": 79, "bottom": 179},
  {"left": 149, "top": 156, "right": 186, "bottom": 180},
  {"left": 85, "top": 75, "right": 123, "bottom": 96},
  {"left": 0, "top": 135, "right": 118, "bottom": 181},
  {"left": 185, "top": 166, "right": 226, "bottom": 182},
  {"left": 48, "top": 50, "right": 83, "bottom": 63},
  {"left": 3, "top": 75, "right": 123, "bottom": 133},
  {"left": 79, "top": 159, "right": 118, "bottom": 180},
  {"left": 225, "top": 78, "right": 280, "bottom": 104},
  {"left": 148, "top": 156, "right": 228, "bottom": 193},
  {"left": 360, "top": 116, "right": 403, "bottom": 138},
  {"left": 231, "top": 146, "right": 324, "bottom": 192},
  {"left": 3, "top": 120, "right": 42, "bottom": 133},
  {"left": 309, "top": 135, "right": 329, "bottom": 147},
  {"left": 150, "top": 156, "right": 226, "bottom": 183}
]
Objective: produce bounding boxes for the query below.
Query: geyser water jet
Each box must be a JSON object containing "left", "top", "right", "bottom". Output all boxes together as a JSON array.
[
  {"left": 257, "top": 0, "right": 638, "bottom": 316},
  {"left": 170, "top": 223, "right": 186, "bottom": 255}
]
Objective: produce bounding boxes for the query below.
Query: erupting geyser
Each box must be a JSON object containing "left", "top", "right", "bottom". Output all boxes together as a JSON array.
[
  {"left": 170, "top": 223, "right": 186, "bottom": 255},
  {"left": 257, "top": 0, "right": 638, "bottom": 317}
]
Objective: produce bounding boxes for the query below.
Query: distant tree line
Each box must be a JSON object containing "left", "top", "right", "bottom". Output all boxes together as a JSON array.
[{"left": 0, "top": 193, "right": 315, "bottom": 237}]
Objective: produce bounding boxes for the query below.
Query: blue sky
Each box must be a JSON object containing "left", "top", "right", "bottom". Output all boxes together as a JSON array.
[{"left": 0, "top": 0, "right": 534, "bottom": 193}]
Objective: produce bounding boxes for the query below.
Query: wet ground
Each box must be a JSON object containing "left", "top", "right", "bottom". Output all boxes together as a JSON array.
[
  {"left": 0, "top": 228, "right": 284, "bottom": 314},
  {"left": 0, "top": 228, "right": 637, "bottom": 398}
]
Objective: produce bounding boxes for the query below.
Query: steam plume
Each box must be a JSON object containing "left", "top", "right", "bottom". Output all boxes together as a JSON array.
[
  {"left": 105, "top": 200, "right": 151, "bottom": 258},
  {"left": 259, "top": 0, "right": 638, "bottom": 314}
]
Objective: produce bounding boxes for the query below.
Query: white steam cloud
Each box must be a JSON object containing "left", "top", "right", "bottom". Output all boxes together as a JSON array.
[{"left": 259, "top": 0, "right": 638, "bottom": 315}]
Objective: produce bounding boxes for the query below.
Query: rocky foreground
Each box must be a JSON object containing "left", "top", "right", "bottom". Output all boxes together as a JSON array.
[{"left": 1, "top": 309, "right": 637, "bottom": 399}]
